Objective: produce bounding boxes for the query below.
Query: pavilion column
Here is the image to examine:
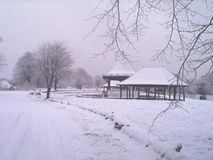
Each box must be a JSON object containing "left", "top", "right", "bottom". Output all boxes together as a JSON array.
[
  {"left": 183, "top": 87, "right": 185, "bottom": 101},
  {"left": 126, "top": 86, "right": 128, "bottom": 99},
  {"left": 129, "top": 86, "right": 131, "bottom": 99},
  {"left": 107, "top": 80, "right": 111, "bottom": 90},
  {"left": 148, "top": 87, "right": 149, "bottom": 99},
  {"left": 138, "top": 87, "right": 140, "bottom": 99},
  {"left": 158, "top": 87, "right": 160, "bottom": 100},
  {"left": 120, "top": 85, "right": 122, "bottom": 99},
  {"left": 163, "top": 86, "right": 166, "bottom": 100},
  {"left": 127, "top": 86, "right": 130, "bottom": 99},
  {"left": 132, "top": 86, "right": 135, "bottom": 99},
  {"left": 147, "top": 87, "right": 150, "bottom": 100},
  {"left": 173, "top": 86, "right": 177, "bottom": 100},
  {"left": 169, "top": 86, "right": 171, "bottom": 100},
  {"left": 178, "top": 86, "right": 181, "bottom": 100}
]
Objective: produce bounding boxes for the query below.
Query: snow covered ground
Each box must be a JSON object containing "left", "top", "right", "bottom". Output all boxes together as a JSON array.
[{"left": 0, "top": 91, "right": 213, "bottom": 160}]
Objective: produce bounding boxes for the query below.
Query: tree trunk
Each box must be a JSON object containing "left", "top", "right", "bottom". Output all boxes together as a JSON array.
[
  {"left": 37, "top": 77, "right": 41, "bottom": 88},
  {"left": 46, "top": 87, "right": 51, "bottom": 99},
  {"left": 54, "top": 75, "right": 58, "bottom": 90},
  {"left": 54, "top": 76, "right": 58, "bottom": 90},
  {"left": 46, "top": 77, "right": 54, "bottom": 99}
]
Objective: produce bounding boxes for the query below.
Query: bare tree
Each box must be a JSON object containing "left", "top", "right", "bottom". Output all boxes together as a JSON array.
[
  {"left": 32, "top": 60, "right": 45, "bottom": 88},
  {"left": 206, "top": 71, "right": 213, "bottom": 85},
  {"left": 53, "top": 45, "right": 73, "bottom": 90},
  {"left": 0, "top": 37, "right": 6, "bottom": 71},
  {"left": 0, "top": 54, "right": 5, "bottom": 71},
  {"left": 94, "top": 75, "right": 104, "bottom": 90},
  {"left": 38, "top": 42, "right": 73, "bottom": 98},
  {"left": 54, "top": 69, "right": 73, "bottom": 90},
  {"left": 73, "top": 68, "right": 92, "bottom": 89},
  {"left": 92, "top": 0, "right": 213, "bottom": 79},
  {"left": 13, "top": 52, "right": 36, "bottom": 86}
]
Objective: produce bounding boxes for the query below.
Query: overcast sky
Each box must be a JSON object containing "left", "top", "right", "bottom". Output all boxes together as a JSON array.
[{"left": 0, "top": 0, "right": 179, "bottom": 79}]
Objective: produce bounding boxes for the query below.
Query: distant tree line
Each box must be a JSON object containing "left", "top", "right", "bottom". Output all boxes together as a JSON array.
[
  {"left": 186, "top": 73, "right": 213, "bottom": 96},
  {"left": 0, "top": 36, "right": 6, "bottom": 72},
  {"left": 13, "top": 41, "right": 105, "bottom": 98},
  {"left": 58, "top": 68, "right": 104, "bottom": 90}
]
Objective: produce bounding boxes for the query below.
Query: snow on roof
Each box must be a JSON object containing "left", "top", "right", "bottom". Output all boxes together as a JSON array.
[
  {"left": 120, "top": 67, "right": 187, "bottom": 86},
  {"left": 105, "top": 61, "right": 135, "bottom": 77},
  {"left": 103, "top": 81, "right": 120, "bottom": 87},
  {"left": 0, "top": 80, "right": 13, "bottom": 89}
]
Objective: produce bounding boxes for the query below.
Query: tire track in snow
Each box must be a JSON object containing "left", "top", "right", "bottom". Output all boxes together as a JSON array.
[{"left": 0, "top": 103, "right": 33, "bottom": 160}]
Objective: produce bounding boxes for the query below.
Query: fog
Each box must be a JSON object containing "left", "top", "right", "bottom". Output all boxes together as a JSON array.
[{"left": 0, "top": 0, "right": 180, "bottom": 79}]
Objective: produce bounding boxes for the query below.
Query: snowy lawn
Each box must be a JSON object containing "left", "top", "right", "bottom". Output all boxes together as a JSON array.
[
  {"left": 0, "top": 91, "right": 213, "bottom": 160},
  {"left": 50, "top": 90, "right": 213, "bottom": 160}
]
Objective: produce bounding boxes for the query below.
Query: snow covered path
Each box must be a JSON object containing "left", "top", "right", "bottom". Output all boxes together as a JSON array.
[{"left": 0, "top": 91, "right": 156, "bottom": 160}]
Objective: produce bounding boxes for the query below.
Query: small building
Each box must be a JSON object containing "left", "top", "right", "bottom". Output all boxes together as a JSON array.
[
  {"left": 103, "top": 81, "right": 120, "bottom": 90},
  {"left": 119, "top": 67, "right": 187, "bottom": 101},
  {"left": 103, "top": 61, "right": 135, "bottom": 90}
]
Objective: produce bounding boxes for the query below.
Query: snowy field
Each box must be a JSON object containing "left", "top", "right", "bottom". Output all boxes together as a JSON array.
[{"left": 0, "top": 91, "right": 213, "bottom": 160}]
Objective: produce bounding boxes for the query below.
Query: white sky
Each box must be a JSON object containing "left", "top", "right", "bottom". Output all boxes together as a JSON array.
[{"left": 0, "top": 0, "right": 182, "bottom": 79}]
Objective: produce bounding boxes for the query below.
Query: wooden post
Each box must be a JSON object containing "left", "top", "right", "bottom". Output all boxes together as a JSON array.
[
  {"left": 173, "top": 86, "right": 177, "bottom": 100},
  {"left": 129, "top": 86, "right": 131, "bottom": 99},
  {"left": 163, "top": 86, "right": 166, "bottom": 100},
  {"left": 120, "top": 85, "right": 122, "bottom": 99},
  {"left": 132, "top": 86, "right": 135, "bottom": 99},
  {"left": 138, "top": 87, "right": 140, "bottom": 99},
  {"left": 178, "top": 86, "right": 181, "bottom": 100},
  {"left": 157, "top": 87, "right": 160, "bottom": 100},
  {"left": 126, "top": 86, "right": 128, "bottom": 99},
  {"left": 183, "top": 87, "right": 185, "bottom": 101},
  {"left": 169, "top": 86, "right": 171, "bottom": 100},
  {"left": 127, "top": 86, "right": 129, "bottom": 99},
  {"left": 147, "top": 87, "right": 150, "bottom": 100},
  {"left": 107, "top": 80, "right": 111, "bottom": 90}
]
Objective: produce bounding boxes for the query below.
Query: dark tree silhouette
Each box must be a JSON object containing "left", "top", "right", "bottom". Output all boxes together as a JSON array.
[{"left": 13, "top": 52, "right": 36, "bottom": 85}]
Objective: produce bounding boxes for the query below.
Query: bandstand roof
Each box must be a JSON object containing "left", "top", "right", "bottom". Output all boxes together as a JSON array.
[
  {"left": 104, "top": 61, "right": 135, "bottom": 77},
  {"left": 120, "top": 67, "right": 187, "bottom": 86}
]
